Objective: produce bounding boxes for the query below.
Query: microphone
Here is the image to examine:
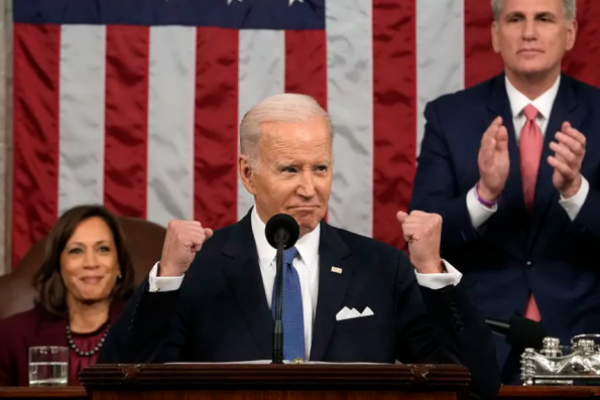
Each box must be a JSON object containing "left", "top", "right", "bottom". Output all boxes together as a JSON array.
[
  {"left": 265, "top": 214, "right": 300, "bottom": 251},
  {"left": 485, "top": 315, "right": 547, "bottom": 350},
  {"left": 265, "top": 214, "right": 300, "bottom": 364}
]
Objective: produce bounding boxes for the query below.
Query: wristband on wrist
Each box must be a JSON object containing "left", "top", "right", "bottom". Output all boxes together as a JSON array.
[{"left": 475, "top": 183, "right": 497, "bottom": 208}]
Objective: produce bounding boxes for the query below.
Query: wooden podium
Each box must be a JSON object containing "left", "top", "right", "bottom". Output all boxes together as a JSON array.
[
  {"left": 78, "top": 363, "right": 471, "bottom": 400},
  {"left": 7, "top": 384, "right": 600, "bottom": 400}
]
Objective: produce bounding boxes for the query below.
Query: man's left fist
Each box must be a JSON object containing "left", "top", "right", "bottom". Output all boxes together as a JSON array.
[{"left": 397, "top": 210, "right": 444, "bottom": 274}]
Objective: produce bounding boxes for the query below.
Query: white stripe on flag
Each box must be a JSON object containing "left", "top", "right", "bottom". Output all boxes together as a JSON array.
[
  {"left": 237, "top": 30, "right": 285, "bottom": 220},
  {"left": 416, "top": 0, "right": 465, "bottom": 156},
  {"left": 58, "top": 25, "right": 106, "bottom": 216},
  {"left": 326, "top": 1, "right": 374, "bottom": 237},
  {"left": 147, "top": 26, "right": 197, "bottom": 226}
]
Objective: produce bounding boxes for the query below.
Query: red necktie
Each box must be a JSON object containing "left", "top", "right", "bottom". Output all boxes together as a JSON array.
[
  {"left": 519, "top": 104, "right": 543, "bottom": 321},
  {"left": 520, "top": 105, "right": 544, "bottom": 209}
]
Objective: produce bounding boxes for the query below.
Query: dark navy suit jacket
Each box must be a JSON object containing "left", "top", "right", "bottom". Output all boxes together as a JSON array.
[
  {"left": 409, "top": 72, "right": 600, "bottom": 379},
  {"left": 100, "top": 211, "right": 501, "bottom": 399}
]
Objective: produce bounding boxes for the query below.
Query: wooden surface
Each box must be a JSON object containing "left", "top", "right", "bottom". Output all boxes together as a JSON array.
[
  {"left": 80, "top": 363, "right": 470, "bottom": 400},
  {"left": 4, "top": 384, "right": 600, "bottom": 399},
  {"left": 0, "top": 387, "right": 86, "bottom": 400},
  {"left": 0, "top": 388, "right": 460, "bottom": 400},
  {"left": 498, "top": 385, "right": 600, "bottom": 398},
  {"left": 93, "top": 390, "right": 458, "bottom": 400},
  {"left": 79, "top": 363, "right": 469, "bottom": 388}
]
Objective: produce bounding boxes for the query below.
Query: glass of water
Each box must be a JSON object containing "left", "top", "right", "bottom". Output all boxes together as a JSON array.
[{"left": 28, "top": 346, "right": 69, "bottom": 386}]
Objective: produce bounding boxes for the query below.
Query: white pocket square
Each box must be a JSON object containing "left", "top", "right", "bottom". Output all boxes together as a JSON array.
[{"left": 336, "top": 306, "right": 374, "bottom": 321}]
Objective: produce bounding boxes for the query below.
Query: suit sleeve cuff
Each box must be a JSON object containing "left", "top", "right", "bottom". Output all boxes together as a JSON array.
[
  {"left": 466, "top": 187, "right": 497, "bottom": 229},
  {"left": 414, "top": 260, "right": 463, "bottom": 290},
  {"left": 148, "top": 262, "right": 184, "bottom": 292},
  {"left": 559, "top": 176, "right": 589, "bottom": 221}
]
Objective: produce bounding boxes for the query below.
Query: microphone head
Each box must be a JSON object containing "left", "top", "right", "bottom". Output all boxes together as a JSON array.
[
  {"left": 265, "top": 214, "right": 300, "bottom": 250},
  {"left": 506, "top": 315, "right": 547, "bottom": 349}
]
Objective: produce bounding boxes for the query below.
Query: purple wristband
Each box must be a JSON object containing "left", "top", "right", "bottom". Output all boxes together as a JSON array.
[{"left": 475, "top": 183, "right": 497, "bottom": 208}]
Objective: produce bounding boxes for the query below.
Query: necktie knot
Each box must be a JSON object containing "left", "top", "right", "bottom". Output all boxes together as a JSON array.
[
  {"left": 523, "top": 104, "right": 539, "bottom": 121},
  {"left": 283, "top": 246, "right": 299, "bottom": 266}
]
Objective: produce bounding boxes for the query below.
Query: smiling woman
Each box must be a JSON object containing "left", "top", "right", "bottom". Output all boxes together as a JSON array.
[{"left": 0, "top": 205, "right": 135, "bottom": 386}]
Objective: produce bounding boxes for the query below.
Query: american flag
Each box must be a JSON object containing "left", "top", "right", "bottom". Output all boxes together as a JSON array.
[{"left": 10, "top": 0, "right": 600, "bottom": 268}]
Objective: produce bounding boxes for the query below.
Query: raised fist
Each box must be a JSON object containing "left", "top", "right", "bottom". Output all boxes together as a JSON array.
[
  {"left": 158, "top": 220, "right": 213, "bottom": 277},
  {"left": 397, "top": 210, "right": 443, "bottom": 274}
]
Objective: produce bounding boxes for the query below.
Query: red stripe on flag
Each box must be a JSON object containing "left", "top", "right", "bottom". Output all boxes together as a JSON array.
[
  {"left": 563, "top": 0, "right": 600, "bottom": 87},
  {"left": 285, "top": 29, "right": 328, "bottom": 220},
  {"left": 11, "top": 23, "right": 61, "bottom": 268},
  {"left": 104, "top": 26, "right": 149, "bottom": 219},
  {"left": 464, "top": 0, "right": 503, "bottom": 87},
  {"left": 285, "top": 30, "right": 327, "bottom": 109},
  {"left": 194, "top": 27, "right": 239, "bottom": 229},
  {"left": 372, "top": 0, "right": 416, "bottom": 249}
]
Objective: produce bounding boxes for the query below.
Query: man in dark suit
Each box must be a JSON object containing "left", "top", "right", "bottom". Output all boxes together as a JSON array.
[
  {"left": 100, "top": 93, "right": 500, "bottom": 399},
  {"left": 409, "top": 0, "right": 600, "bottom": 384}
]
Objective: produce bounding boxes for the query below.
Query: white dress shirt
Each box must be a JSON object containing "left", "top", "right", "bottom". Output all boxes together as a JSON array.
[
  {"left": 467, "top": 75, "right": 590, "bottom": 229},
  {"left": 148, "top": 207, "right": 463, "bottom": 359}
]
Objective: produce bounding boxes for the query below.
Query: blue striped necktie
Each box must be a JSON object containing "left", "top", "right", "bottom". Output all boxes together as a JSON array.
[{"left": 271, "top": 246, "right": 305, "bottom": 361}]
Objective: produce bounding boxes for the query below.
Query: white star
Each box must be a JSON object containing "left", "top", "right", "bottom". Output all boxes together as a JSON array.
[
  {"left": 289, "top": 0, "right": 303, "bottom": 5},
  {"left": 227, "top": 0, "right": 242, "bottom": 5}
]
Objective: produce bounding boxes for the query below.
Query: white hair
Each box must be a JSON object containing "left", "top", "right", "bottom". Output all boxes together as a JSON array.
[
  {"left": 239, "top": 93, "right": 333, "bottom": 170},
  {"left": 491, "top": 0, "right": 576, "bottom": 21}
]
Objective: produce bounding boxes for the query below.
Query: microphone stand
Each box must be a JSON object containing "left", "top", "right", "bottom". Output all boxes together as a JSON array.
[{"left": 272, "top": 236, "right": 285, "bottom": 364}]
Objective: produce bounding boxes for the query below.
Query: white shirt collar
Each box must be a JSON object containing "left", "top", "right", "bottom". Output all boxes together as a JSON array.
[
  {"left": 505, "top": 74, "right": 561, "bottom": 120},
  {"left": 250, "top": 206, "right": 320, "bottom": 272}
]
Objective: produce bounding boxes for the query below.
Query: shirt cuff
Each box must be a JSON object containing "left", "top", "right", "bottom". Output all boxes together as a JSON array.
[
  {"left": 466, "top": 187, "right": 497, "bottom": 229},
  {"left": 414, "top": 260, "right": 463, "bottom": 290},
  {"left": 559, "top": 176, "right": 589, "bottom": 221},
  {"left": 148, "top": 262, "right": 185, "bottom": 292}
]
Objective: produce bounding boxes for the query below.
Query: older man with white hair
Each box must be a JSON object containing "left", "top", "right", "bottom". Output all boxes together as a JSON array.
[
  {"left": 101, "top": 93, "right": 501, "bottom": 399},
  {"left": 410, "top": 0, "right": 600, "bottom": 384}
]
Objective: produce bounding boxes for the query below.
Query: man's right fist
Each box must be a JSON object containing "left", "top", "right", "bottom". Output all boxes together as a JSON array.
[
  {"left": 158, "top": 220, "right": 214, "bottom": 277},
  {"left": 477, "top": 116, "right": 510, "bottom": 203}
]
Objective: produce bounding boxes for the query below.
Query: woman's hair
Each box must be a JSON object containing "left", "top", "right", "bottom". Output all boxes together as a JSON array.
[{"left": 32, "top": 205, "right": 135, "bottom": 316}]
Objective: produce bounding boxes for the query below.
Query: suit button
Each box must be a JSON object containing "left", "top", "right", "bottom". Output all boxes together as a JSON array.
[{"left": 526, "top": 261, "right": 533, "bottom": 266}]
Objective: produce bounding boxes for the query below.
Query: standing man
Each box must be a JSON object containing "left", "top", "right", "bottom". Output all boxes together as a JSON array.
[
  {"left": 410, "top": 0, "right": 600, "bottom": 383},
  {"left": 100, "top": 93, "right": 501, "bottom": 399}
]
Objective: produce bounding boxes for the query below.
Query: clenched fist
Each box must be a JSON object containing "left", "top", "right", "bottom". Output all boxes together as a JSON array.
[
  {"left": 397, "top": 210, "right": 443, "bottom": 274},
  {"left": 159, "top": 220, "right": 214, "bottom": 277}
]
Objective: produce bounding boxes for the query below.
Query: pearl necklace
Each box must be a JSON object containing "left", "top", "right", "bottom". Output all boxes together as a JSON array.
[{"left": 65, "top": 324, "right": 110, "bottom": 357}]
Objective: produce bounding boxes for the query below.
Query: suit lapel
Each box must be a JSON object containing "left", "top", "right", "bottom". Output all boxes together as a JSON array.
[
  {"left": 24, "top": 300, "right": 134, "bottom": 350},
  {"left": 309, "top": 223, "right": 352, "bottom": 361},
  {"left": 485, "top": 74, "right": 528, "bottom": 255},
  {"left": 488, "top": 74, "right": 526, "bottom": 217},
  {"left": 527, "top": 75, "right": 586, "bottom": 250},
  {"left": 25, "top": 308, "right": 68, "bottom": 349},
  {"left": 221, "top": 211, "right": 273, "bottom": 358}
]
